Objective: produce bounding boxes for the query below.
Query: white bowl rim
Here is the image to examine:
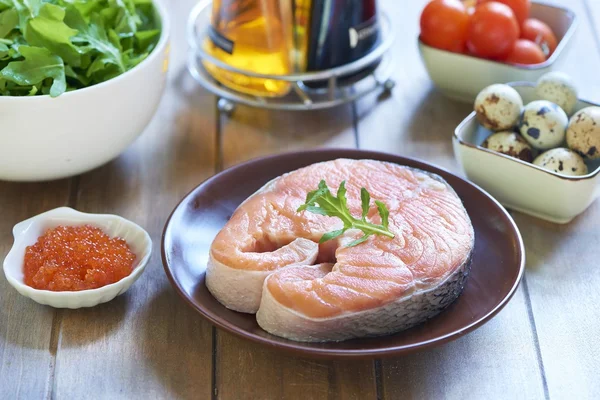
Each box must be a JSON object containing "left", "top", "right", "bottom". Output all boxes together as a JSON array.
[
  {"left": 0, "top": 0, "right": 170, "bottom": 102},
  {"left": 418, "top": 1, "right": 578, "bottom": 71},
  {"left": 3, "top": 207, "right": 153, "bottom": 298},
  {"left": 454, "top": 82, "right": 600, "bottom": 181}
]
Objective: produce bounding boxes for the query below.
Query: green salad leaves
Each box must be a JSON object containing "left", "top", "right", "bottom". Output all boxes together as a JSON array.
[
  {"left": 297, "top": 180, "right": 395, "bottom": 248},
  {"left": 0, "top": 0, "right": 160, "bottom": 97}
]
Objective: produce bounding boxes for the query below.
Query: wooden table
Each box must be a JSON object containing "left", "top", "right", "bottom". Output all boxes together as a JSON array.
[{"left": 2, "top": 0, "right": 600, "bottom": 398}]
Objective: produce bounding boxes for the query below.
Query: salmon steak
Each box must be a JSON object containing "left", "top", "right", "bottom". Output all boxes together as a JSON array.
[{"left": 206, "top": 159, "right": 474, "bottom": 342}]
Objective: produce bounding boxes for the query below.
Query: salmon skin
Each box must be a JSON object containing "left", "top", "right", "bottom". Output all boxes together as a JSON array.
[{"left": 206, "top": 159, "right": 474, "bottom": 342}]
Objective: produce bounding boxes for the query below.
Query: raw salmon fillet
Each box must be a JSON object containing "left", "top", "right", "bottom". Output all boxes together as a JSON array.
[{"left": 206, "top": 159, "right": 474, "bottom": 342}]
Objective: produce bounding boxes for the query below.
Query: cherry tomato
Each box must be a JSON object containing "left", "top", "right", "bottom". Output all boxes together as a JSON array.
[
  {"left": 521, "top": 18, "right": 558, "bottom": 57},
  {"left": 467, "top": 2, "right": 520, "bottom": 59},
  {"left": 504, "top": 39, "right": 546, "bottom": 64},
  {"left": 462, "top": 0, "right": 477, "bottom": 15},
  {"left": 420, "top": 0, "right": 470, "bottom": 52},
  {"left": 477, "top": 0, "right": 530, "bottom": 26}
]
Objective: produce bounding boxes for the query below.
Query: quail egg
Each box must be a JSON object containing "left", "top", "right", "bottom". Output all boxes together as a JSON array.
[
  {"left": 536, "top": 72, "right": 578, "bottom": 115},
  {"left": 533, "top": 148, "right": 588, "bottom": 176},
  {"left": 566, "top": 106, "right": 600, "bottom": 159},
  {"left": 474, "top": 84, "right": 523, "bottom": 131},
  {"left": 519, "top": 100, "right": 568, "bottom": 150},
  {"left": 481, "top": 131, "right": 534, "bottom": 162}
]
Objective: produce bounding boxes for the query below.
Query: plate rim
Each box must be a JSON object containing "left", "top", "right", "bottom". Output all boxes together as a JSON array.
[{"left": 161, "top": 148, "right": 526, "bottom": 358}]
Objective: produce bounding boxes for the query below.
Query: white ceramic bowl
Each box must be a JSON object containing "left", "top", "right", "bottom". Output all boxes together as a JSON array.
[
  {"left": 2, "top": 207, "right": 152, "bottom": 308},
  {"left": 419, "top": 2, "right": 577, "bottom": 102},
  {"left": 453, "top": 83, "right": 600, "bottom": 224},
  {"left": 0, "top": 1, "right": 170, "bottom": 182}
]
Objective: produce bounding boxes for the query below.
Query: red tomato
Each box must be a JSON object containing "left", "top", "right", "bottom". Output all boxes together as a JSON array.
[
  {"left": 420, "top": 0, "right": 470, "bottom": 52},
  {"left": 477, "top": 0, "right": 530, "bottom": 26},
  {"left": 504, "top": 39, "right": 546, "bottom": 64},
  {"left": 463, "top": 0, "right": 477, "bottom": 15},
  {"left": 521, "top": 18, "right": 558, "bottom": 57},
  {"left": 467, "top": 2, "right": 520, "bottom": 59}
]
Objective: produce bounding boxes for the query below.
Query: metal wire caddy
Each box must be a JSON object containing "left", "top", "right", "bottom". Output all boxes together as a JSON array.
[{"left": 186, "top": 0, "right": 396, "bottom": 112}]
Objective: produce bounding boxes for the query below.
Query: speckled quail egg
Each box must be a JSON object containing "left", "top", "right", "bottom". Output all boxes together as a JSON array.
[
  {"left": 533, "top": 148, "right": 588, "bottom": 176},
  {"left": 519, "top": 100, "right": 568, "bottom": 150},
  {"left": 536, "top": 72, "right": 578, "bottom": 115},
  {"left": 481, "top": 131, "right": 534, "bottom": 162},
  {"left": 474, "top": 84, "right": 523, "bottom": 131},
  {"left": 566, "top": 106, "right": 600, "bottom": 159}
]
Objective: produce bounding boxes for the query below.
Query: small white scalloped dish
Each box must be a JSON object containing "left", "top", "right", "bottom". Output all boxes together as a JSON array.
[
  {"left": 2, "top": 207, "right": 152, "bottom": 308},
  {"left": 453, "top": 83, "right": 600, "bottom": 224}
]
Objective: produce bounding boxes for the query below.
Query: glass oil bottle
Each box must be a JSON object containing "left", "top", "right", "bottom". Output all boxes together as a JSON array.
[
  {"left": 300, "top": 0, "right": 381, "bottom": 87},
  {"left": 203, "top": 0, "right": 293, "bottom": 97}
]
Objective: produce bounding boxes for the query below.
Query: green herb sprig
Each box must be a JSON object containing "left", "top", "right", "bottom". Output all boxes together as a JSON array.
[{"left": 297, "top": 180, "right": 395, "bottom": 247}]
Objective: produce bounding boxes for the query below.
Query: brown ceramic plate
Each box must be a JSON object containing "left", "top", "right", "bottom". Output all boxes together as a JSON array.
[{"left": 162, "top": 149, "right": 524, "bottom": 358}]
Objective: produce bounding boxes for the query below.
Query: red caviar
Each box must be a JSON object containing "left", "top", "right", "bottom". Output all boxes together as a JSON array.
[{"left": 24, "top": 225, "right": 136, "bottom": 291}]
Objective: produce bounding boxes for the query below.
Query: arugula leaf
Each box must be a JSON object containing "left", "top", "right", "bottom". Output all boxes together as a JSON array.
[
  {"left": 302, "top": 205, "right": 328, "bottom": 216},
  {"left": 99, "top": 6, "right": 118, "bottom": 28},
  {"left": 65, "top": 63, "right": 89, "bottom": 86},
  {"left": 67, "top": 0, "right": 103, "bottom": 21},
  {"left": 111, "top": 0, "right": 140, "bottom": 38},
  {"left": 319, "top": 229, "right": 345, "bottom": 244},
  {"left": 25, "top": 3, "right": 80, "bottom": 66},
  {"left": 337, "top": 180, "right": 348, "bottom": 215},
  {"left": 0, "top": 42, "right": 8, "bottom": 58},
  {"left": 0, "top": 45, "right": 66, "bottom": 97},
  {"left": 301, "top": 180, "right": 329, "bottom": 209},
  {"left": 86, "top": 53, "right": 116, "bottom": 77},
  {"left": 7, "top": 36, "right": 24, "bottom": 57},
  {"left": 0, "top": 8, "right": 18, "bottom": 38},
  {"left": 360, "top": 187, "right": 370, "bottom": 221},
  {"left": 0, "top": 0, "right": 11, "bottom": 12},
  {"left": 12, "top": 0, "right": 41, "bottom": 35},
  {"left": 0, "top": 0, "right": 159, "bottom": 96},
  {"left": 133, "top": 1, "right": 156, "bottom": 32},
  {"left": 346, "top": 235, "right": 370, "bottom": 248},
  {"left": 375, "top": 200, "right": 390, "bottom": 229},
  {"left": 297, "top": 180, "right": 395, "bottom": 248},
  {"left": 108, "top": 27, "right": 121, "bottom": 50},
  {"left": 134, "top": 28, "right": 158, "bottom": 51},
  {"left": 65, "top": 9, "right": 125, "bottom": 73}
]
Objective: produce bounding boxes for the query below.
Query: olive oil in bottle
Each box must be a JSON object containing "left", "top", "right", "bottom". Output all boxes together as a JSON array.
[
  {"left": 291, "top": 0, "right": 311, "bottom": 72},
  {"left": 203, "top": 0, "right": 293, "bottom": 97}
]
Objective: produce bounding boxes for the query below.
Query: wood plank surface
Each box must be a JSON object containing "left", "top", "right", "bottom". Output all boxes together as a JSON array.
[
  {"left": 380, "top": 290, "right": 545, "bottom": 399},
  {"left": 514, "top": 1, "right": 600, "bottom": 398},
  {"left": 355, "top": 0, "right": 548, "bottom": 398},
  {"left": 1, "top": 0, "right": 600, "bottom": 398},
  {"left": 216, "top": 332, "right": 376, "bottom": 400},
  {"left": 0, "top": 181, "right": 70, "bottom": 399},
  {"left": 515, "top": 213, "right": 600, "bottom": 399},
  {"left": 220, "top": 106, "right": 357, "bottom": 169},
  {"left": 51, "top": 0, "right": 217, "bottom": 398}
]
